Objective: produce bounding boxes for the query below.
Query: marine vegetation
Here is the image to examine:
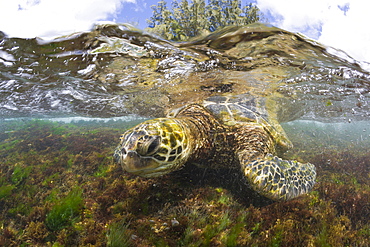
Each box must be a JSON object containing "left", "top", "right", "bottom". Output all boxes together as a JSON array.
[{"left": 0, "top": 119, "right": 369, "bottom": 246}]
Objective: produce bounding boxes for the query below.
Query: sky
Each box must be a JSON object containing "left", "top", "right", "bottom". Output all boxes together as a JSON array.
[{"left": 0, "top": 0, "right": 369, "bottom": 67}]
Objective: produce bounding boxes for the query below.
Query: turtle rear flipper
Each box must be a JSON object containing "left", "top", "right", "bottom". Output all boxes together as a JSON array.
[{"left": 242, "top": 154, "right": 316, "bottom": 201}]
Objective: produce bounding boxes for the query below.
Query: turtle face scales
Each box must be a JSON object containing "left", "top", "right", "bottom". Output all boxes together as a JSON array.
[{"left": 114, "top": 118, "right": 190, "bottom": 177}]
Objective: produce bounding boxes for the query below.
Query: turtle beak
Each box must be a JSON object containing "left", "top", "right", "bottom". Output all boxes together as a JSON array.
[
  {"left": 114, "top": 147, "right": 136, "bottom": 169},
  {"left": 114, "top": 146, "right": 161, "bottom": 177},
  {"left": 113, "top": 147, "right": 126, "bottom": 163},
  {"left": 121, "top": 150, "right": 146, "bottom": 173}
]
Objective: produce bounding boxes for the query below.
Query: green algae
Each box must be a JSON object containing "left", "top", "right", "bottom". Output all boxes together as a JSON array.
[
  {"left": 94, "top": 163, "right": 110, "bottom": 177},
  {"left": 224, "top": 212, "right": 247, "bottom": 246},
  {"left": 106, "top": 219, "right": 133, "bottom": 247},
  {"left": 0, "top": 139, "right": 20, "bottom": 151},
  {"left": 45, "top": 186, "right": 84, "bottom": 231},
  {"left": 0, "top": 119, "right": 369, "bottom": 246},
  {"left": 11, "top": 165, "right": 32, "bottom": 186},
  {"left": 0, "top": 184, "right": 15, "bottom": 199}
]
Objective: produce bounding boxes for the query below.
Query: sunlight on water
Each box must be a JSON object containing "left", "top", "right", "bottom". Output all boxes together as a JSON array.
[{"left": 1, "top": 23, "right": 369, "bottom": 120}]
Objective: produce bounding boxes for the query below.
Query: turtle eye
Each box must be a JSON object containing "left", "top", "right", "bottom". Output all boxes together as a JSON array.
[
  {"left": 146, "top": 136, "right": 161, "bottom": 155},
  {"left": 137, "top": 136, "right": 161, "bottom": 156}
]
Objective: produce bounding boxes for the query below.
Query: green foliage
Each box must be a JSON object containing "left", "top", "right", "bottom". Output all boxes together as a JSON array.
[
  {"left": 0, "top": 139, "right": 20, "bottom": 151},
  {"left": 42, "top": 173, "right": 60, "bottom": 187},
  {"left": 94, "top": 164, "right": 109, "bottom": 177},
  {"left": 51, "top": 242, "right": 64, "bottom": 247},
  {"left": 147, "top": 0, "right": 262, "bottom": 41},
  {"left": 0, "top": 184, "right": 15, "bottom": 199},
  {"left": 316, "top": 223, "right": 331, "bottom": 247},
  {"left": 250, "top": 222, "right": 262, "bottom": 236},
  {"left": 45, "top": 187, "right": 84, "bottom": 231},
  {"left": 224, "top": 212, "right": 246, "bottom": 246},
  {"left": 11, "top": 165, "right": 32, "bottom": 186},
  {"left": 270, "top": 228, "right": 284, "bottom": 247},
  {"left": 107, "top": 219, "right": 133, "bottom": 247}
]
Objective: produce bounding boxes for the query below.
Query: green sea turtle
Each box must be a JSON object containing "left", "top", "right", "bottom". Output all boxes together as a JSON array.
[{"left": 113, "top": 93, "right": 316, "bottom": 201}]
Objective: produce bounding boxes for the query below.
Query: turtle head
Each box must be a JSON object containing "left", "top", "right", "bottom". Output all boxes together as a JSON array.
[{"left": 114, "top": 118, "right": 191, "bottom": 177}]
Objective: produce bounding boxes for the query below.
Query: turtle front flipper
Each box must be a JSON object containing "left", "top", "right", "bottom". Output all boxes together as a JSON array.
[{"left": 241, "top": 154, "right": 316, "bottom": 201}]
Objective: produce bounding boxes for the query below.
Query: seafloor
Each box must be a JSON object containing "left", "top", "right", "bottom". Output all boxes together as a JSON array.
[{"left": 0, "top": 119, "right": 369, "bottom": 246}]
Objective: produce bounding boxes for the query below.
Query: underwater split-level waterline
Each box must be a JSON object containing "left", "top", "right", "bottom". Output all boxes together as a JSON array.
[{"left": 0, "top": 23, "right": 370, "bottom": 246}]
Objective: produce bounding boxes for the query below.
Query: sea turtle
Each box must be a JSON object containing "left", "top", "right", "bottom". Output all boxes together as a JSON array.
[{"left": 113, "top": 93, "right": 316, "bottom": 201}]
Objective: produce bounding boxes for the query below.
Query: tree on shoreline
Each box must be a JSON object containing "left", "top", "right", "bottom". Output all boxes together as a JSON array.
[{"left": 146, "top": 0, "right": 262, "bottom": 41}]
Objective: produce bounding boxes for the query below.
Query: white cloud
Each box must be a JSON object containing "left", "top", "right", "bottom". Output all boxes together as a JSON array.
[
  {"left": 0, "top": 0, "right": 135, "bottom": 39},
  {"left": 257, "top": 0, "right": 370, "bottom": 64}
]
